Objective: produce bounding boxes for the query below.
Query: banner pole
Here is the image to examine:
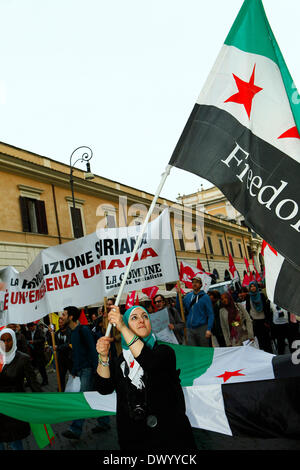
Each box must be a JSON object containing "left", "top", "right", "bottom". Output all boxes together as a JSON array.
[
  {"left": 105, "top": 164, "right": 172, "bottom": 336},
  {"left": 103, "top": 297, "right": 108, "bottom": 331},
  {"left": 48, "top": 315, "right": 62, "bottom": 392},
  {"left": 177, "top": 280, "right": 187, "bottom": 344}
]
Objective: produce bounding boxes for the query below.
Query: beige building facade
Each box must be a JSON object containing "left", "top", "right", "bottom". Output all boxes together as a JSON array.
[
  {"left": 178, "top": 186, "right": 264, "bottom": 277},
  {"left": 0, "top": 143, "right": 258, "bottom": 285}
]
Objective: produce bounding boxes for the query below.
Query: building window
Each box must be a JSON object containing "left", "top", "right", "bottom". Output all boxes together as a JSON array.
[
  {"left": 177, "top": 229, "right": 185, "bottom": 251},
  {"left": 219, "top": 238, "right": 225, "bottom": 256},
  {"left": 229, "top": 241, "right": 235, "bottom": 257},
  {"left": 207, "top": 236, "right": 214, "bottom": 254},
  {"left": 19, "top": 197, "right": 48, "bottom": 234},
  {"left": 65, "top": 196, "right": 86, "bottom": 239},
  {"left": 247, "top": 245, "right": 252, "bottom": 259},
  {"left": 238, "top": 243, "right": 243, "bottom": 258},
  {"left": 106, "top": 214, "right": 116, "bottom": 228},
  {"left": 213, "top": 268, "right": 219, "bottom": 280},
  {"left": 70, "top": 207, "right": 84, "bottom": 238},
  {"left": 194, "top": 234, "right": 201, "bottom": 253}
]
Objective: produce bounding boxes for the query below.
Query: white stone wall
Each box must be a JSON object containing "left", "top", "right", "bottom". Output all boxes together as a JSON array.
[{"left": 0, "top": 242, "right": 47, "bottom": 272}]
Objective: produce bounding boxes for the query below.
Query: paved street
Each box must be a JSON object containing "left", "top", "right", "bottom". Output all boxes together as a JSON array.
[{"left": 10, "top": 367, "right": 298, "bottom": 452}]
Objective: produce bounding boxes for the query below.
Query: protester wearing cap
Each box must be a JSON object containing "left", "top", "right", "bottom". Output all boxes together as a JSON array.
[
  {"left": 0, "top": 328, "right": 41, "bottom": 450},
  {"left": 176, "top": 275, "right": 214, "bottom": 347},
  {"left": 95, "top": 305, "right": 197, "bottom": 451}
]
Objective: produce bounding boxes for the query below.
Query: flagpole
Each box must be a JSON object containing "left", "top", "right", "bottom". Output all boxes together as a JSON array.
[
  {"left": 177, "top": 280, "right": 187, "bottom": 344},
  {"left": 47, "top": 315, "right": 62, "bottom": 392},
  {"left": 103, "top": 297, "right": 108, "bottom": 330},
  {"left": 105, "top": 164, "right": 172, "bottom": 337}
]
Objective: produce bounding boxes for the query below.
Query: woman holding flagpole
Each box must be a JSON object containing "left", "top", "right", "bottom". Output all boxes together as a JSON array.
[
  {"left": 0, "top": 327, "right": 41, "bottom": 450},
  {"left": 94, "top": 305, "right": 196, "bottom": 451}
]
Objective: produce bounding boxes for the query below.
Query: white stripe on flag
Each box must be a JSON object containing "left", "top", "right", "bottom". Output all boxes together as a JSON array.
[
  {"left": 197, "top": 45, "right": 300, "bottom": 163},
  {"left": 84, "top": 391, "right": 117, "bottom": 412},
  {"left": 193, "top": 346, "right": 275, "bottom": 385},
  {"left": 264, "top": 245, "right": 284, "bottom": 303},
  {"left": 183, "top": 385, "right": 232, "bottom": 436}
]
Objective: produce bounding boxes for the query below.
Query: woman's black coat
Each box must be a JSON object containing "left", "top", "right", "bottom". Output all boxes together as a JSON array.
[
  {"left": 94, "top": 342, "right": 197, "bottom": 451},
  {"left": 0, "top": 351, "right": 41, "bottom": 442}
]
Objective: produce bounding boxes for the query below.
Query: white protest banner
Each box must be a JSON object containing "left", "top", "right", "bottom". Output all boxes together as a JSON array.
[
  {"left": 150, "top": 307, "right": 178, "bottom": 345},
  {"left": 0, "top": 209, "right": 178, "bottom": 326}
]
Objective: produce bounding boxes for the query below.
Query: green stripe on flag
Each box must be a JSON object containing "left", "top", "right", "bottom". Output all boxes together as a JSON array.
[
  {"left": 161, "top": 342, "right": 214, "bottom": 387},
  {"left": 224, "top": 0, "right": 300, "bottom": 134},
  {"left": 225, "top": 0, "right": 277, "bottom": 63},
  {"left": 0, "top": 392, "right": 114, "bottom": 424},
  {"left": 30, "top": 423, "right": 54, "bottom": 449}
]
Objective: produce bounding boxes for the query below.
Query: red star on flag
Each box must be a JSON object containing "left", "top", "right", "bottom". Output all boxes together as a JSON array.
[
  {"left": 225, "top": 64, "right": 263, "bottom": 119},
  {"left": 216, "top": 369, "right": 245, "bottom": 383},
  {"left": 130, "top": 361, "right": 135, "bottom": 368},
  {"left": 278, "top": 126, "right": 300, "bottom": 140}
]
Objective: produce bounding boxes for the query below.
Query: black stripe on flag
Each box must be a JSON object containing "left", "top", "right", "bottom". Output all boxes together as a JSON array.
[
  {"left": 272, "top": 354, "right": 300, "bottom": 379},
  {"left": 222, "top": 376, "right": 300, "bottom": 438},
  {"left": 274, "top": 259, "right": 300, "bottom": 314},
  {"left": 169, "top": 104, "right": 300, "bottom": 268}
]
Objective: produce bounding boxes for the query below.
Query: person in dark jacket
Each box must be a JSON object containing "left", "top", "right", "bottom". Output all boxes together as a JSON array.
[
  {"left": 208, "top": 290, "right": 226, "bottom": 347},
  {"left": 0, "top": 328, "right": 41, "bottom": 450},
  {"left": 53, "top": 316, "right": 73, "bottom": 391},
  {"left": 176, "top": 276, "right": 214, "bottom": 346},
  {"left": 95, "top": 305, "right": 197, "bottom": 451},
  {"left": 245, "top": 281, "right": 273, "bottom": 353},
  {"left": 7, "top": 324, "right": 28, "bottom": 354},
  {"left": 25, "top": 322, "right": 48, "bottom": 386},
  {"left": 61, "top": 306, "right": 110, "bottom": 440}
]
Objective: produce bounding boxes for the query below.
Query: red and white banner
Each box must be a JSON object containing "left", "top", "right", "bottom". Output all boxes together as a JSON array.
[
  {"left": 252, "top": 257, "right": 262, "bottom": 283},
  {"left": 142, "top": 286, "right": 159, "bottom": 300},
  {"left": 179, "top": 261, "right": 212, "bottom": 292},
  {"left": 228, "top": 254, "right": 239, "bottom": 281},
  {"left": 0, "top": 209, "right": 178, "bottom": 326}
]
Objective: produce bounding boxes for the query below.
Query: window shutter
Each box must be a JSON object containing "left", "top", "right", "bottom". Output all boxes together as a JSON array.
[
  {"left": 19, "top": 197, "right": 30, "bottom": 232},
  {"left": 106, "top": 214, "right": 116, "bottom": 228},
  {"left": 35, "top": 200, "right": 48, "bottom": 235},
  {"left": 177, "top": 230, "right": 185, "bottom": 251},
  {"left": 71, "top": 207, "right": 84, "bottom": 238}
]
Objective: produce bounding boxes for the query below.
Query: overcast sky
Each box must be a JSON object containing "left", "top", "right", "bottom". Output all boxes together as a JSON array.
[{"left": 0, "top": 0, "right": 299, "bottom": 202}]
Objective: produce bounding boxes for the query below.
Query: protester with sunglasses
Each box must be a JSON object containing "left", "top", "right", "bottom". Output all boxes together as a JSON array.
[{"left": 152, "top": 294, "right": 184, "bottom": 344}]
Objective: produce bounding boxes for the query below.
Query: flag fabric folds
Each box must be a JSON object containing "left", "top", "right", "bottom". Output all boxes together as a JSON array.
[
  {"left": 169, "top": 0, "right": 300, "bottom": 291},
  {"left": 1, "top": 343, "right": 299, "bottom": 441},
  {"left": 185, "top": 376, "right": 300, "bottom": 438}
]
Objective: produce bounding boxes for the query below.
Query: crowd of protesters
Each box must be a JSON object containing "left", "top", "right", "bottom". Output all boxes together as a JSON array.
[{"left": 0, "top": 276, "right": 300, "bottom": 450}]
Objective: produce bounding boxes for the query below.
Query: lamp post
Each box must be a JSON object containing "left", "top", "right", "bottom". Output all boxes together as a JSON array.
[{"left": 69, "top": 146, "right": 93, "bottom": 208}]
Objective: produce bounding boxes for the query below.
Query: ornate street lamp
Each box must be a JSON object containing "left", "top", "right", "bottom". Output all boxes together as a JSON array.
[{"left": 69, "top": 146, "right": 94, "bottom": 208}]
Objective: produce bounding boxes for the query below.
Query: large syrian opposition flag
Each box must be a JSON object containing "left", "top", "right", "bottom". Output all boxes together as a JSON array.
[
  {"left": 1, "top": 344, "right": 299, "bottom": 441},
  {"left": 1, "top": 377, "right": 299, "bottom": 439},
  {"left": 169, "top": 0, "right": 300, "bottom": 276}
]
